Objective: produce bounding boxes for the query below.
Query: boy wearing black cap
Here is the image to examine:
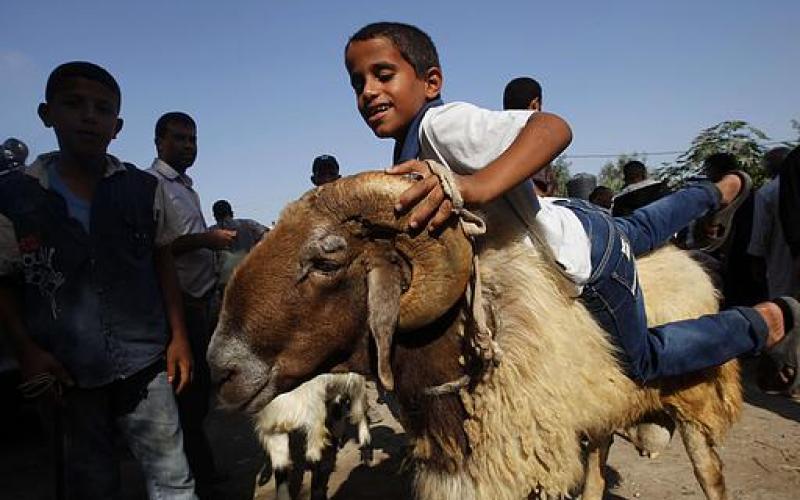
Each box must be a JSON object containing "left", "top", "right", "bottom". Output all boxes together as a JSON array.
[
  {"left": 311, "top": 154, "right": 342, "bottom": 186},
  {"left": 0, "top": 62, "right": 196, "bottom": 499}
]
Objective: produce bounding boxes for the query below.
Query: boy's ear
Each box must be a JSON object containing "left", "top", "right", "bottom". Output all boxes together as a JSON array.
[
  {"left": 423, "top": 66, "right": 443, "bottom": 100},
  {"left": 528, "top": 97, "right": 541, "bottom": 112},
  {"left": 37, "top": 103, "right": 53, "bottom": 128},
  {"left": 113, "top": 118, "right": 124, "bottom": 139}
]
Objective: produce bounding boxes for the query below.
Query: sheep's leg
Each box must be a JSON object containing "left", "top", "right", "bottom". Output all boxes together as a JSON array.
[
  {"left": 305, "top": 418, "right": 329, "bottom": 463},
  {"left": 348, "top": 383, "right": 373, "bottom": 464},
  {"left": 265, "top": 434, "right": 294, "bottom": 500},
  {"left": 310, "top": 442, "right": 339, "bottom": 500},
  {"left": 274, "top": 468, "right": 292, "bottom": 500},
  {"left": 679, "top": 422, "right": 727, "bottom": 500},
  {"left": 581, "top": 434, "right": 613, "bottom": 500},
  {"left": 266, "top": 433, "right": 292, "bottom": 471}
]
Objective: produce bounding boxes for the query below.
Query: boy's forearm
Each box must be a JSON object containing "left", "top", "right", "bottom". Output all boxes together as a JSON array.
[
  {"left": 154, "top": 246, "right": 189, "bottom": 341},
  {"left": 171, "top": 232, "right": 208, "bottom": 256},
  {"left": 469, "top": 112, "right": 572, "bottom": 204},
  {"left": 0, "top": 281, "right": 38, "bottom": 359}
]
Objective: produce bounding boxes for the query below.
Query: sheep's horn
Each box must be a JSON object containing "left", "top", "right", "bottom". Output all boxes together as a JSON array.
[{"left": 314, "top": 171, "right": 473, "bottom": 332}]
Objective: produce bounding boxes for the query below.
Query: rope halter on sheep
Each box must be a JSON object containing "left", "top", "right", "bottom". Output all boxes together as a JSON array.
[{"left": 419, "top": 160, "right": 503, "bottom": 397}]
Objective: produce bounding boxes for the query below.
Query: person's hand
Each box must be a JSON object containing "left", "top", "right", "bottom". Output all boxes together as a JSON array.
[
  {"left": 166, "top": 334, "right": 193, "bottom": 394},
  {"left": 19, "top": 343, "right": 74, "bottom": 388},
  {"left": 205, "top": 229, "right": 237, "bottom": 250},
  {"left": 386, "top": 160, "right": 476, "bottom": 232}
]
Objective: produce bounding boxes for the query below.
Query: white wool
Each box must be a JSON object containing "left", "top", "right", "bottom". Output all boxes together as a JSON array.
[
  {"left": 411, "top": 206, "right": 740, "bottom": 499},
  {"left": 253, "top": 373, "right": 371, "bottom": 469}
]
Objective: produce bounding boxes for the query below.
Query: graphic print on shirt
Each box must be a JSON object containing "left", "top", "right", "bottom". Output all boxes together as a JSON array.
[{"left": 19, "top": 236, "right": 65, "bottom": 319}]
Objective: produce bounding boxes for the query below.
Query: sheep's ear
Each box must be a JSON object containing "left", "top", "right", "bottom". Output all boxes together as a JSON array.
[{"left": 366, "top": 263, "right": 402, "bottom": 391}]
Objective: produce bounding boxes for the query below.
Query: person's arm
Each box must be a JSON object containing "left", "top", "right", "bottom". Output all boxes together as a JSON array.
[
  {"left": 154, "top": 246, "right": 193, "bottom": 394},
  {"left": 151, "top": 178, "right": 194, "bottom": 393},
  {"left": 389, "top": 111, "right": 572, "bottom": 230},
  {"left": 244, "top": 219, "right": 269, "bottom": 242},
  {"left": 0, "top": 280, "right": 74, "bottom": 386},
  {"left": 171, "top": 229, "right": 236, "bottom": 256}
]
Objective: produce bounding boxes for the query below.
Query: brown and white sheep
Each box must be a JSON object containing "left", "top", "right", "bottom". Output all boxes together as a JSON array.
[{"left": 208, "top": 172, "right": 741, "bottom": 500}]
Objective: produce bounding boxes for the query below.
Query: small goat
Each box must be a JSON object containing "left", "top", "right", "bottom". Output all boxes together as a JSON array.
[{"left": 253, "top": 373, "right": 371, "bottom": 500}]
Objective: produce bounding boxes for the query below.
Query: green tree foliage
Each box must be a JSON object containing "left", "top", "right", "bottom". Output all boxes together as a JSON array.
[
  {"left": 656, "top": 120, "right": 770, "bottom": 188},
  {"left": 598, "top": 152, "right": 647, "bottom": 193},
  {"left": 551, "top": 156, "right": 572, "bottom": 196}
]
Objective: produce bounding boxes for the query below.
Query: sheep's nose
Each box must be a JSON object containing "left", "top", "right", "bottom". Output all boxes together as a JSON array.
[
  {"left": 206, "top": 329, "right": 229, "bottom": 382},
  {"left": 206, "top": 327, "right": 254, "bottom": 389}
]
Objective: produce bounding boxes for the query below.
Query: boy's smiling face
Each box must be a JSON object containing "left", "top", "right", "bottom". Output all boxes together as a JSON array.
[
  {"left": 345, "top": 37, "right": 441, "bottom": 140},
  {"left": 38, "top": 77, "right": 122, "bottom": 160}
]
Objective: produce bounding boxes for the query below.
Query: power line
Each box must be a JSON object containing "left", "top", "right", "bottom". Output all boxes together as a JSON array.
[
  {"left": 564, "top": 150, "right": 682, "bottom": 159},
  {"left": 562, "top": 140, "right": 795, "bottom": 160}
]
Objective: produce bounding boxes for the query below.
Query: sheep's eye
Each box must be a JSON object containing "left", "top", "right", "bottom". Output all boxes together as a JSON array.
[{"left": 312, "top": 259, "right": 342, "bottom": 274}]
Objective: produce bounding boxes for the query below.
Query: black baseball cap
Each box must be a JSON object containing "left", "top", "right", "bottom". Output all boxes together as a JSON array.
[{"left": 312, "top": 155, "right": 339, "bottom": 175}]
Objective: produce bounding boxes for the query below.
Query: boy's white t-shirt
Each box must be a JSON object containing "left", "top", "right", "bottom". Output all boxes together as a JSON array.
[{"left": 418, "top": 102, "right": 592, "bottom": 289}]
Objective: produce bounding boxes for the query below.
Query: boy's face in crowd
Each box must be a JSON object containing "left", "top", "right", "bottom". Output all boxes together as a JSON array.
[
  {"left": 311, "top": 166, "right": 340, "bottom": 186},
  {"left": 345, "top": 37, "right": 441, "bottom": 140},
  {"left": 213, "top": 210, "right": 232, "bottom": 225},
  {"left": 157, "top": 121, "right": 197, "bottom": 171},
  {"left": 38, "top": 77, "right": 122, "bottom": 160}
]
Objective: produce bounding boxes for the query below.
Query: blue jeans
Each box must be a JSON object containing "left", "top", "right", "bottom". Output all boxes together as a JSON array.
[
  {"left": 61, "top": 362, "right": 196, "bottom": 500},
  {"left": 559, "top": 184, "right": 769, "bottom": 383}
]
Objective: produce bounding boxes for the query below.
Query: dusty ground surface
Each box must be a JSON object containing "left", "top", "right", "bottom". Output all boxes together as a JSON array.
[{"left": 2, "top": 361, "right": 798, "bottom": 499}]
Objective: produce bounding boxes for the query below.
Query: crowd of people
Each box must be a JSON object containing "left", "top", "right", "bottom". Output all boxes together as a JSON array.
[{"left": 0, "top": 20, "right": 798, "bottom": 500}]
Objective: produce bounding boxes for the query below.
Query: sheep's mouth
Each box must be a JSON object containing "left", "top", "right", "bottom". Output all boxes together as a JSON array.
[
  {"left": 237, "top": 367, "right": 278, "bottom": 415},
  {"left": 214, "top": 362, "right": 278, "bottom": 415}
]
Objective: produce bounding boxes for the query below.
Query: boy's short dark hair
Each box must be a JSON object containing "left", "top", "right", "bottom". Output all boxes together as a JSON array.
[
  {"left": 348, "top": 22, "right": 440, "bottom": 77},
  {"left": 155, "top": 112, "right": 196, "bottom": 139},
  {"left": 622, "top": 160, "right": 647, "bottom": 184},
  {"left": 503, "top": 77, "right": 542, "bottom": 110},
  {"left": 212, "top": 199, "right": 233, "bottom": 218},
  {"left": 589, "top": 185, "right": 614, "bottom": 208},
  {"left": 46, "top": 61, "right": 121, "bottom": 108}
]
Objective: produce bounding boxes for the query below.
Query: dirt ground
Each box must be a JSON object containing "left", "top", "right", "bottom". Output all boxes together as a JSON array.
[{"left": 2, "top": 361, "right": 798, "bottom": 500}]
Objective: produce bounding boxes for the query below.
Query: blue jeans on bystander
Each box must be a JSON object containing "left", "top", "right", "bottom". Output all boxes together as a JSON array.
[{"left": 61, "top": 362, "right": 196, "bottom": 500}]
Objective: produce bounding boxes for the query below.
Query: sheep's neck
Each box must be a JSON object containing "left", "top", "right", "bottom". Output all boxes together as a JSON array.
[{"left": 391, "top": 302, "right": 471, "bottom": 473}]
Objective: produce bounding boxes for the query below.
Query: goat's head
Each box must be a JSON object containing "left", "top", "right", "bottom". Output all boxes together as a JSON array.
[{"left": 208, "top": 172, "right": 472, "bottom": 413}]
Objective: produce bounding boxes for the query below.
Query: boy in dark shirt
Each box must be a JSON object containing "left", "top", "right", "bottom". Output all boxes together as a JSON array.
[{"left": 0, "top": 62, "right": 196, "bottom": 499}]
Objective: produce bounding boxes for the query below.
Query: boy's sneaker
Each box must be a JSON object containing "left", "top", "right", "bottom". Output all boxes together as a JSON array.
[{"left": 692, "top": 170, "right": 752, "bottom": 253}]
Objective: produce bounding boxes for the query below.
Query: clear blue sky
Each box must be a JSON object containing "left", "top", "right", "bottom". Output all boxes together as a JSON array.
[{"left": 2, "top": 1, "right": 798, "bottom": 223}]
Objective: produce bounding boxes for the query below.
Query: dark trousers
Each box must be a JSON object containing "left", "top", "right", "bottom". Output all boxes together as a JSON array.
[{"left": 178, "top": 292, "right": 216, "bottom": 484}]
